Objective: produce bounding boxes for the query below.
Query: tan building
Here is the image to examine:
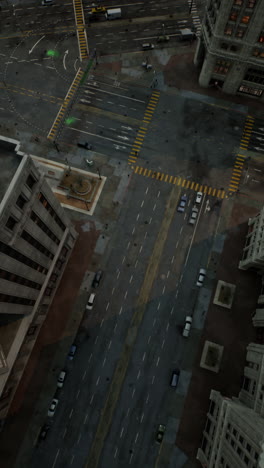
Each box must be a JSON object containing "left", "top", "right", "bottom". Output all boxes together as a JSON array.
[
  {"left": 194, "top": 0, "right": 264, "bottom": 100},
  {"left": 197, "top": 344, "right": 264, "bottom": 468},
  {"left": 239, "top": 207, "right": 264, "bottom": 327},
  {"left": 0, "top": 137, "right": 77, "bottom": 421}
]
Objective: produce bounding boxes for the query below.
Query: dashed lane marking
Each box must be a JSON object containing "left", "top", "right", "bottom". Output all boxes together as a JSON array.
[
  {"left": 227, "top": 115, "right": 254, "bottom": 193},
  {"left": 132, "top": 165, "right": 226, "bottom": 199}
]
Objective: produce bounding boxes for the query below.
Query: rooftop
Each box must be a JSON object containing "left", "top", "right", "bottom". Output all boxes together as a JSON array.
[{"left": 0, "top": 137, "right": 22, "bottom": 203}]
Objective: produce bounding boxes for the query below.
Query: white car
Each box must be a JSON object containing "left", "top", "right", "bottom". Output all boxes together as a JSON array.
[
  {"left": 86, "top": 293, "right": 95, "bottom": 310},
  {"left": 195, "top": 192, "right": 203, "bottom": 204},
  {"left": 48, "top": 399, "right": 59, "bottom": 417},
  {"left": 57, "top": 371, "right": 66, "bottom": 388},
  {"left": 196, "top": 268, "right": 206, "bottom": 287},
  {"left": 182, "top": 316, "right": 192, "bottom": 337}
]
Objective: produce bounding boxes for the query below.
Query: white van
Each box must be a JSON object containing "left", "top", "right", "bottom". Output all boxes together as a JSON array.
[{"left": 86, "top": 293, "right": 95, "bottom": 310}]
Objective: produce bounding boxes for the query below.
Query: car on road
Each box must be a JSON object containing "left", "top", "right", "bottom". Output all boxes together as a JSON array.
[
  {"left": 57, "top": 370, "right": 66, "bottom": 388},
  {"left": 48, "top": 399, "right": 59, "bottom": 417},
  {"left": 196, "top": 268, "right": 206, "bottom": 287},
  {"left": 170, "top": 369, "right": 180, "bottom": 387},
  {"left": 177, "top": 194, "right": 188, "bottom": 213},
  {"left": 195, "top": 191, "right": 203, "bottom": 204},
  {"left": 188, "top": 205, "right": 199, "bottom": 225},
  {"left": 86, "top": 293, "right": 95, "bottom": 310},
  {"left": 38, "top": 424, "right": 51, "bottom": 441},
  {"left": 157, "top": 35, "right": 170, "bottom": 43},
  {"left": 92, "top": 270, "right": 103, "bottom": 288},
  {"left": 68, "top": 344, "right": 77, "bottom": 360},
  {"left": 156, "top": 424, "right": 166, "bottom": 444},
  {"left": 182, "top": 316, "right": 192, "bottom": 337},
  {"left": 77, "top": 142, "right": 93, "bottom": 150},
  {"left": 142, "top": 43, "right": 154, "bottom": 50}
]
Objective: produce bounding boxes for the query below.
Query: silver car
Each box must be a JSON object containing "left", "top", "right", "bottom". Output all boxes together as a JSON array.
[
  {"left": 48, "top": 399, "right": 58, "bottom": 417},
  {"left": 196, "top": 268, "right": 206, "bottom": 287}
]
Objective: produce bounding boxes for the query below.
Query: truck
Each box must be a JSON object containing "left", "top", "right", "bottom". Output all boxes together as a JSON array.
[
  {"left": 179, "top": 28, "right": 196, "bottom": 41},
  {"left": 105, "top": 8, "right": 121, "bottom": 20}
]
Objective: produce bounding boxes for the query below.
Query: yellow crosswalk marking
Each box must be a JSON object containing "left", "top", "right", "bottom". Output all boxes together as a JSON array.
[
  {"left": 177, "top": 177, "right": 182, "bottom": 186},
  {"left": 173, "top": 177, "right": 177, "bottom": 184}
]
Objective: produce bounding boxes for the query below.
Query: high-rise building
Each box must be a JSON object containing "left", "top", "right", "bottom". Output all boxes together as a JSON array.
[
  {"left": 0, "top": 137, "right": 77, "bottom": 420},
  {"left": 194, "top": 0, "right": 264, "bottom": 100}
]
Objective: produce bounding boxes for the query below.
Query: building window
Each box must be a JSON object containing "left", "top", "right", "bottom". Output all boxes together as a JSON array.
[
  {"left": 252, "top": 49, "right": 264, "bottom": 58},
  {"left": 0, "top": 293, "right": 35, "bottom": 306},
  {"left": 38, "top": 193, "right": 66, "bottom": 232},
  {"left": 247, "top": 0, "right": 256, "bottom": 7},
  {"left": 229, "top": 10, "right": 238, "bottom": 21},
  {"left": 233, "top": 0, "right": 242, "bottom": 4},
  {"left": 45, "top": 287, "right": 53, "bottom": 297},
  {"left": 225, "top": 25, "right": 233, "bottom": 35},
  {"left": 258, "top": 33, "right": 264, "bottom": 43},
  {"left": 214, "top": 60, "right": 230, "bottom": 75},
  {"left": 236, "top": 28, "right": 245, "bottom": 38},
  {"left": 0, "top": 241, "right": 48, "bottom": 275},
  {"left": 241, "top": 15, "right": 250, "bottom": 24},
  {"left": 6, "top": 216, "right": 17, "bottom": 231},
  {"left": 244, "top": 455, "right": 249, "bottom": 465},
  {"left": 26, "top": 174, "right": 36, "bottom": 189},
  {"left": 244, "top": 68, "right": 264, "bottom": 85},
  {"left": 242, "top": 376, "right": 251, "bottom": 391},
  {"left": 21, "top": 230, "right": 54, "bottom": 260},
  {"left": 16, "top": 194, "right": 27, "bottom": 210},
  {"left": 239, "top": 435, "right": 244, "bottom": 444},
  {"left": 30, "top": 211, "right": 60, "bottom": 245},
  {"left": 0, "top": 268, "right": 41, "bottom": 290},
  {"left": 221, "top": 43, "right": 229, "bottom": 50}
]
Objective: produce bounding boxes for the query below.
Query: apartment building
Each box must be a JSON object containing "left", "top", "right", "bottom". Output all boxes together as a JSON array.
[
  {"left": 0, "top": 137, "right": 77, "bottom": 421},
  {"left": 194, "top": 0, "right": 264, "bottom": 100}
]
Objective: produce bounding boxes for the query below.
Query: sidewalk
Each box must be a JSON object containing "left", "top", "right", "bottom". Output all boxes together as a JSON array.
[
  {"left": 0, "top": 219, "right": 100, "bottom": 468},
  {"left": 175, "top": 193, "right": 263, "bottom": 466}
]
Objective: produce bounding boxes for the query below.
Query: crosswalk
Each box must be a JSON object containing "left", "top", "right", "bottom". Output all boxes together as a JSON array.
[
  {"left": 187, "top": 0, "right": 201, "bottom": 36},
  {"left": 128, "top": 91, "right": 160, "bottom": 165},
  {"left": 73, "top": 0, "right": 89, "bottom": 61},
  {"left": 133, "top": 165, "right": 226, "bottom": 199},
  {"left": 47, "top": 68, "right": 84, "bottom": 141},
  {"left": 228, "top": 115, "right": 254, "bottom": 194}
]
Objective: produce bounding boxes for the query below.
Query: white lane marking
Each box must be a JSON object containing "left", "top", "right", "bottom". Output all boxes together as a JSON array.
[
  {"left": 175, "top": 290, "right": 178, "bottom": 298},
  {"left": 180, "top": 274, "right": 183, "bottom": 283},
  {"left": 146, "top": 393, "right": 149, "bottom": 403},
  {"left": 114, "top": 447, "right": 118, "bottom": 458},
  {"left": 139, "top": 245, "right": 143, "bottom": 253},
  {"left": 120, "top": 427, "right": 124, "bottom": 438},
  {"left": 141, "top": 200, "right": 144, "bottom": 208},
  {"left": 129, "top": 453, "right": 133, "bottom": 465},
  {"left": 69, "top": 409, "right": 73, "bottom": 419},
  {"left": 106, "top": 302, "right": 110, "bottom": 311},
  {"left": 153, "top": 204, "right": 156, "bottom": 211},
  {"left": 157, "top": 302, "right": 161, "bottom": 310},
  {"left": 76, "top": 389, "right": 80, "bottom": 399},
  {"left": 162, "top": 339, "right": 165, "bottom": 349},
  {"left": 137, "top": 370, "right": 141, "bottom": 380},
  {"left": 132, "top": 388, "right": 135, "bottom": 398},
  {"left": 90, "top": 394, "right": 94, "bottom": 404},
  {"left": 135, "top": 259, "right": 138, "bottom": 268},
  {"left": 156, "top": 357, "right": 160, "bottom": 367},
  {"left": 129, "top": 275, "right": 133, "bottom": 283},
  {"left": 88, "top": 353, "right": 93, "bottom": 363},
  {"left": 184, "top": 213, "right": 187, "bottom": 220},
  {"left": 142, "top": 352, "right": 146, "bottom": 361},
  {"left": 140, "top": 413, "right": 144, "bottom": 423},
  {"left": 103, "top": 357, "right": 106, "bottom": 367},
  {"left": 132, "top": 226, "right": 135, "bottom": 235},
  {"left": 127, "top": 241, "right": 131, "bottom": 249},
  {"left": 96, "top": 376, "right": 100, "bottom": 386},
  {"left": 119, "top": 306, "right": 123, "bottom": 315},
  {"left": 162, "top": 285, "right": 166, "bottom": 294},
  {"left": 95, "top": 336, "right": 98, "bottom": 344},
  {"left": 84, "top": 413, "right": 88, "bottom": 424},
  {"left": 124, "top": 290, "right": 128, "bottom": 299},
  {"left": 70, "top": 455, "right": 75, "bottom": 465},
  {"left": 63, "top": 49, "right": 68, "bottom": 70},
  {"left": 85, "top": 85, "right": 145, "bottom": 103},
  {"left": 170, "top": 307, "right": 174, "bottom": 316},
  {"left": 166, "top": 322, "right": 170, "bottom": 331},
  {"left": 52, "top": 449, "right": 60, "bottom": 468},
  {"left": 112, "top": 287, "right": 115, "bottom": 295},
  {"left": 127, "top": 408, "right": 130, "bottom": 417},
  {"left": 144, "top": 232, "right": 147, "bottom": 239},
  {"left": 171, "top": 255, "right": 175, "bottom": 264},
  {"left": 157, "top": 190, "right": 160, "bottom": 198},
  {"left": 167, "top": 270, "right": 170, "bottom": 278},
  {"left": 100, "top": 319, "right": 104, "bottom": 328},
  {"left": 122, "top": 256, "right": 126, "bottom": 264},
  {"left": 114, "top": 323, "right": 117, "bottom": 332},
  {"left": 29, "top": 35, "right": 45, "bottom": 54},
  {"left": 77, "top": 433, "right": 81, "bottom": 444},
  {"left": 145, "top": 186, "right": 149, "bottom": 194},
  {"left": 148, "top": 336, "right": 151, "bottom": 344},
  {"left": 136, "top": 213, "right": 140, "bottom": 221},
  {"left": 108, "top": 340, "right": 112, "bottom": 349},
  {"left": 152, "top": 375, "right": 155, "bottom": 384},
  {"left": 63, "top": 428, "right": 67, "bottom": 439},
  {"left": 117, "top": 270, "right": 120, "bottom": 279},
  {"left": 149, "top": 217, "right": 152, "bottom": 224},
  {"left": 82, "top": 370, "right": 87, "bottom": 381},
  {"left": 135, "top": 432, "right": 139, "bottom": 443},
  {"left": 153, "top": 318, "right": 156, "bottom": 326},
  {"left": 176, "top": 241, "right": 179, "bottom": 249},
  {"left": 180, "top": 226, "right": 183, "bottom": 235}
]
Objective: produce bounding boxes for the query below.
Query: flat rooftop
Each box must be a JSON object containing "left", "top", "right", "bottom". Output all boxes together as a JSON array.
[{"left": 0, "top": 138, "right": 22, "bottom": 203}]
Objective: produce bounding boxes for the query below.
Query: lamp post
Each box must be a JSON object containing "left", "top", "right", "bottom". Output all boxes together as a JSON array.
[{"left": 97, "top": 167, "right": 102, "bottom": 180}]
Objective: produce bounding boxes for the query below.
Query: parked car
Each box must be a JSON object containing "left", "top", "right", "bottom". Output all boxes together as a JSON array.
[
  {"left": 92, "top": 270, "right": 103, "bottom": 288},
  {"left": 177, "top": 194, "right": 188, "bottom": 213},
  {"left": 38, "top": 424, "right": 50, "bottom": 441},
  {"left": 196, "top": 268, "right": 206, "bottom": 287},
  {"left": 68, "top": 344, "right": 77, "bottom": 360},
  {"left": 86, "top": 293, "right": 95, "bottom": 310},
  {"left": 77, "top": 142, "right": 93, "bottom": 150},
  {"left": 182, "top": 316, "right": 192, "bottom": 337},
  {"left": 188, "top": 205, "right": 199, "bottom": 225},
  {"left": 170, "top": 369, "right": 180, "bottom": 387},
  {"left": 195, "top": 191, "right": 203, "bottom": 204},
  {"left": 142, "top": 43, "right": 154, "bottom": 50},
  {"left": 157, "top": 35, "right": 170, "bottom": 43},
  {"left": 156, "top": 424, "right": 166, "bottom": 443},
  {"left": 48, "top": 399, "right": 59, "bottom": 417},
  {"left": 57, "top": 370, "right": 66, "bottom": 388}
]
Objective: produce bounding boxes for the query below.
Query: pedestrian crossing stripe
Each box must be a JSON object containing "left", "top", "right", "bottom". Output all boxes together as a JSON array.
[{"left": 132, "top": 165, "right": 226, "bottom": 198}]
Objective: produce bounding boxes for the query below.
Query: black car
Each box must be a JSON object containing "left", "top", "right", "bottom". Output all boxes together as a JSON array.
[
  {"left": 38, "top": 424, "right": 50, "bottom": 441},
  {"left": 92, "top": 270, "right": 103, "bottom": 288},
  {"left": 77, "top": 142, "right": 93, "bottom": 150}
]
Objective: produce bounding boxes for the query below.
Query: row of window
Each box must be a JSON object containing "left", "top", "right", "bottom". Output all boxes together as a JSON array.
[
  {"left": 21, "top": 230, "right": 54, "bottom": 260},
  {"left": 0, "top": 268, "right": 41, "bottom": 290},
  {"left": 30, "top": 211, "right": 60, "bottom": 245},
  {"left": 214, "top": 60, "right": 231, "bottom": 75},
  {"left": 0, "top": 241, "right": 48, "bottom": 274},
  {"left": 38, "top": 193, "right": 66, "bottom": 232},
  {"left": 233, "top": 0, "right": 257, "bottom": 7},
  {"left": 0, "top": 293, "right": 35, "bottom": 306}
]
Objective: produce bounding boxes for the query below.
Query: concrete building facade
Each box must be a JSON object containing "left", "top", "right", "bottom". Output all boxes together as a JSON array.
[
  {"left": 239, "top": 343, "right": 264, "bottom": 413},
  {"left": 194, "top": 0, "right": 264, "bottom": 100},
  {"left": 0, "top": 137, "right": 77, "bottom": 421}
]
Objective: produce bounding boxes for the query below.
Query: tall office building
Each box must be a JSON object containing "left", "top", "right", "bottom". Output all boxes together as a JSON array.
[
  {"left": 194, "top": 0, "right": 264, "bottom": 100},
  {"left": 197, "top": 343, "right": 264, "bottom": 467},
  {"left": 0, "top": 137, "right": 77, "bottom": 420}
]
